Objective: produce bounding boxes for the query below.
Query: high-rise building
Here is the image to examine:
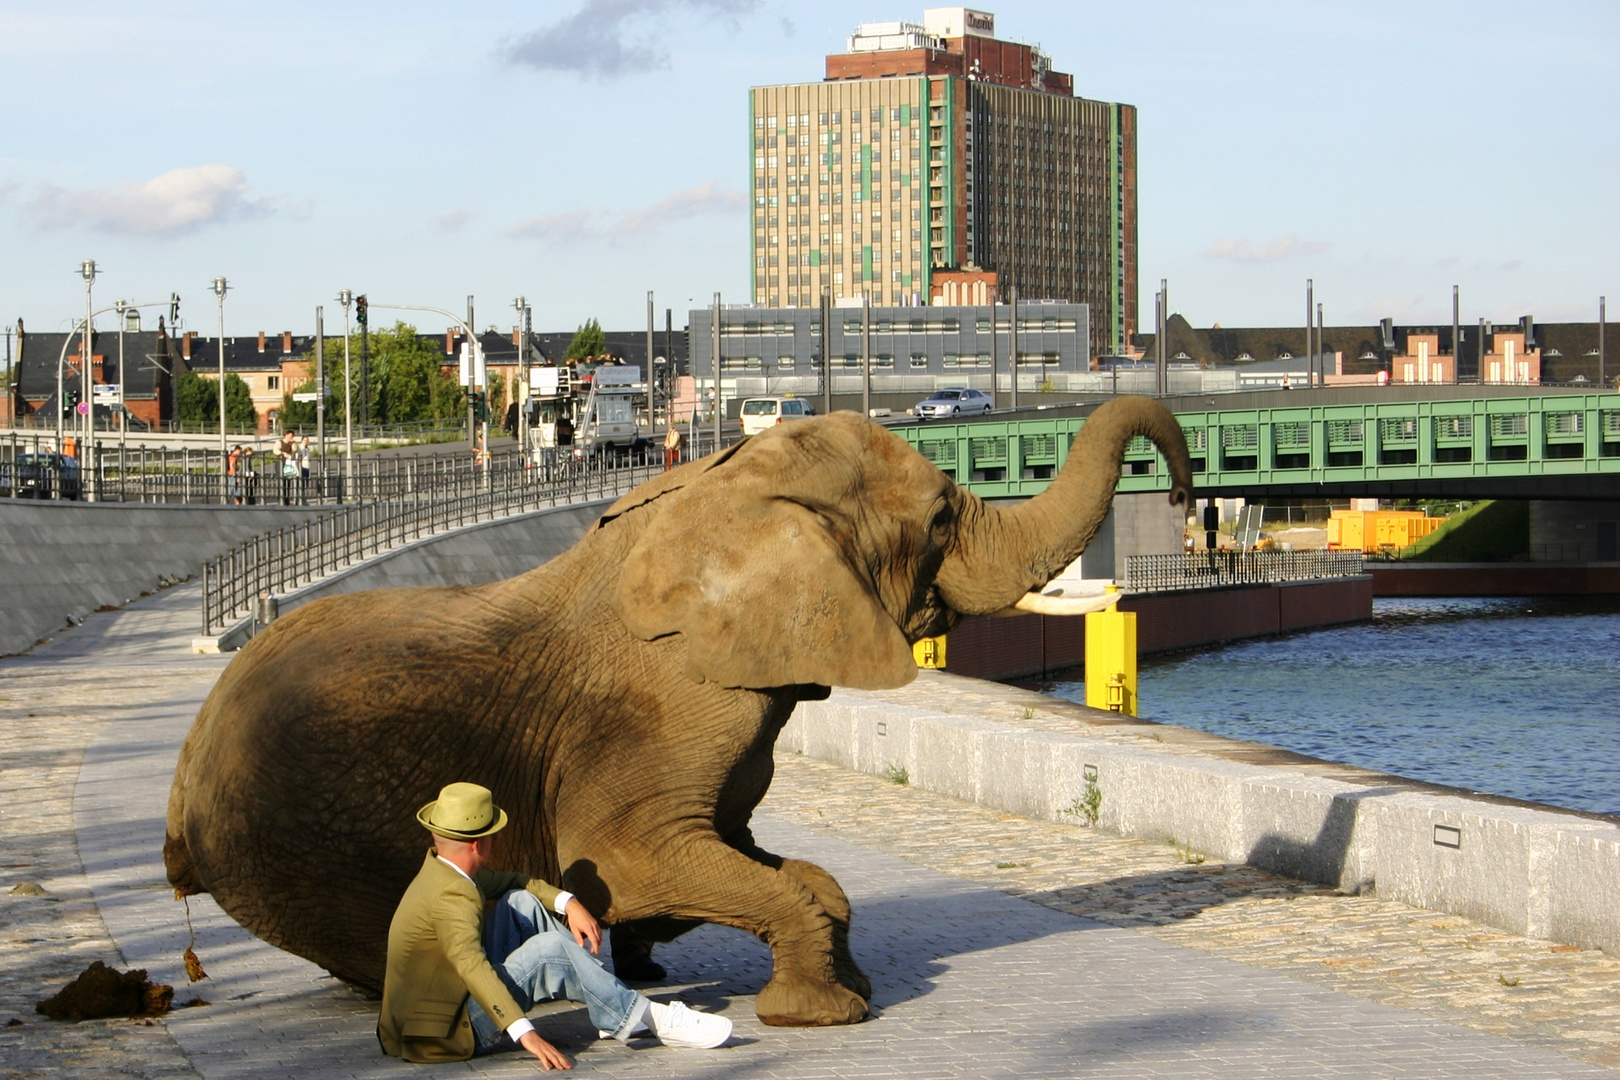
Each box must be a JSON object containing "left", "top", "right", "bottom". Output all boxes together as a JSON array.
[{"left": 749, "top": 7, "right": 1137, "bottom": 358}]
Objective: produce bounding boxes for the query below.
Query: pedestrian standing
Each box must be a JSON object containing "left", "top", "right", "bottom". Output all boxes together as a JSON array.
[
  {"left": 297, "top": 435, "right": 312, "bottom": 503},
  {"left": 663, "top": 424, "right": 682, "bottom": 472},
  {"left": 226, "top": 444, "right": 243, "bottom": 505}
]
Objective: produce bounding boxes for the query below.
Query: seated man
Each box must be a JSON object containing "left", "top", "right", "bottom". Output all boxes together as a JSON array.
[{"left": 378, "top": 782, "right": 731, "bottom": 1068}]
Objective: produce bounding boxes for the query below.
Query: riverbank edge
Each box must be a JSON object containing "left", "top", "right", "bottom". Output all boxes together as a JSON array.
[
  {"left": 782, "top": 671, "right": 1619, "bottom": 958},
  {"left": 1371, "top": 561, "right": 1620, "bottom": 595}
]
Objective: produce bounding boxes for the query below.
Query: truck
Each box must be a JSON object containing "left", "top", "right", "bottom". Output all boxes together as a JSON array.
[{"left": 526, "top": 363, "right": 649, "bottom": 464}]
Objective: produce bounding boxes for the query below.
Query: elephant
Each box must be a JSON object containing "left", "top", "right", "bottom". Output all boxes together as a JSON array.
[{"left": 164, "top": 395, "right": 1192, "bottom": 1028}]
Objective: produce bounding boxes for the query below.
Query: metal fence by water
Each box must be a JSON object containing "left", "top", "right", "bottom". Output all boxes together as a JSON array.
[
  {"left": 200, "top": 455, "right": 665, "bottom": 635},
  {"left": 1124, "top": 550, "right": 1365, "bottom": 593}
]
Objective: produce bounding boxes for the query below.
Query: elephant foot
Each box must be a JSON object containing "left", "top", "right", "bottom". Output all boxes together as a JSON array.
[
  {"left": 834, "top": 954, "right": 872, "bottom": 1002},
  {"left": 756, "top": 973, "right": 867, "bottom": 1027}
]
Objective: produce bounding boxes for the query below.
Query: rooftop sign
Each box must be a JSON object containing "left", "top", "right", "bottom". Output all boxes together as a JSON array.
[{"left": 922, "top": 6, "right": 995, "bottom": 38}]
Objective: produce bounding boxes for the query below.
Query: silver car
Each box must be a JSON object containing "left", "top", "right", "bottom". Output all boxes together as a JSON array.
[{"left": 915, "top": 387, "right": 994, "bottom": 420}]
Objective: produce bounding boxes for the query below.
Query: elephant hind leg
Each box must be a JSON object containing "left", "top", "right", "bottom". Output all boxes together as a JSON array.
[
  {"left": 163, "top": 763, "right": 205, "bottom": 897},
  {"left": 609, "top": 917, "right": 703, "bottom": 983}
]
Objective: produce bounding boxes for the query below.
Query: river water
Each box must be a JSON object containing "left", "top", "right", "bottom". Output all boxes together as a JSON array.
[{"left": 1041, "top": 596, "right": 1620, "bottom": 817}]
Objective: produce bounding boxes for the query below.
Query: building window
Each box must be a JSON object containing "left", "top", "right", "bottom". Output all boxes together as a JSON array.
[{"left": 267, "top": 376, "right": 280, "bottom": 390}]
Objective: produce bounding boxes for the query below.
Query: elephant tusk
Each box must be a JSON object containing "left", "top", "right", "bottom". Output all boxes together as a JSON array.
[{"left": 992, "top": 590, "right": 1122, "bottom": 617}]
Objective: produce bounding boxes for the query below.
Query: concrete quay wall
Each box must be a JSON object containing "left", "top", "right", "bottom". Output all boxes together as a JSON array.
[
  {"left": 781, "top": 674, "right": 1619, "bottom": 957},
  {"left": 944, "top": 575, "right": 1375, "bottom": 681},
  {"left": 0, "top": 499, "right": 327, "bottom": 656}
]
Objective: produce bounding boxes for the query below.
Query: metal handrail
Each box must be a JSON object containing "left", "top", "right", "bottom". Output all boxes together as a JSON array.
[
  {"left": 1124, "top": 550, "right": 1365, "bottom": 594},
  {"left": 200, "top": 453, "right": 670, "bottom": 635}
]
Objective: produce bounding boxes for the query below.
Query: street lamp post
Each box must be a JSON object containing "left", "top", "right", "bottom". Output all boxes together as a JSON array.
[
  {"left": 515, "top": 296, "right": 530, "bottom": 460},
  {"left": 79, "top": 260, "right": 97, "bottom": 497},
  {"left": 114, "top": 299, "right": 128, "bottom": 455},
  {"left": 212, "top": 277, "right": 229, "bottom": 496},
  {"left": 339, "top": 290, "right": 354, "bottom": 491}
]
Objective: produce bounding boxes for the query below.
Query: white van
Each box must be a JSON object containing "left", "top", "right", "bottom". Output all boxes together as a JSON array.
[{"left": 739, "top": 396, "right": 816, "bottom": 437}]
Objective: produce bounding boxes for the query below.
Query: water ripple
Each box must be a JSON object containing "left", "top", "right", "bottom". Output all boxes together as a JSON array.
[{"left": 1043, "top": 596, "right": 1620, "bottom": 817}]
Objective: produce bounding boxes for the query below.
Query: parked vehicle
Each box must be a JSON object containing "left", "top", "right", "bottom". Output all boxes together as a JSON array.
[
  {"left": 739, "top": 396, "right": 816, "bottom": 437},
  {"left": 0, "top": 453, "right": 82, "bottom": 499},
  {"left": 915, "top": 387, "right": 994, "bottom": 419},
  {"left": 528, "top": 363, "right": 649, "bottom": 463}
]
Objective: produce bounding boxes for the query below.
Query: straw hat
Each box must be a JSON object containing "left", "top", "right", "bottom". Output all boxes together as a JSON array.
[{"left": 416, "top": 782, "right": 508, "bottom": 840}]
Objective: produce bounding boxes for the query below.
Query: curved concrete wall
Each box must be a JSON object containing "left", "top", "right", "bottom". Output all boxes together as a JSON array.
[
  {"left": 269, "top": 499, "right": 612, "bottom": 617},
  {"left": 0, "top": 500, "right": 329, "bottom": 656}
]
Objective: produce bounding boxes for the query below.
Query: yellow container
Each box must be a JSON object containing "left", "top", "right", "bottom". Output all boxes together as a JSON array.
[
  {"left": 1084, "top": 609, "right": 1137, "bottom": 715},
  {"left": 1328, "top": 510, "right": 1440, "bottom": 553},
  {"left": 912, "top": 635, "right": 947, "bottom": 669}
]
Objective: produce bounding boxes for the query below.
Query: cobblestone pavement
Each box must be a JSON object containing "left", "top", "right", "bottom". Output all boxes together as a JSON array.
[
  {"left": 760, "top": 752, "right": 1620, "bottom": 1072},
  {"left": 1, "top": 588, "right": 1614, "bottom": 1079}
]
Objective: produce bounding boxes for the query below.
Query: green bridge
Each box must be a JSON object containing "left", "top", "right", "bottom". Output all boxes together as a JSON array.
[{"left": 895, "top": 391, "right": 1620, "bottom": 501}]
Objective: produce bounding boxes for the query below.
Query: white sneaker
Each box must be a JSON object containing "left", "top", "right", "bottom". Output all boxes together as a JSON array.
[{"left": 646, "top": 1000, "right": 732, "bottom": 1049}]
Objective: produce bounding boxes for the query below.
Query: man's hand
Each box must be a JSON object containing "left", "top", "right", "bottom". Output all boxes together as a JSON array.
[
  {"left": 517, "top": 1030, "right": 572, "bottom": 1070},
  {"left": 563, "top": 897, "right": 602, "bottom": 954}
]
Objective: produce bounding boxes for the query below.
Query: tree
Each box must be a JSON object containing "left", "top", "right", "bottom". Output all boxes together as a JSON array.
[
  {"left": 565, "top": 319, "right": 605, "bottom": 361},
  {"left": 291, "top": 321, "right": 462, "bottom": 428},
  {"left": 175, "top": 370, "right": 257, "bottom": 431}
]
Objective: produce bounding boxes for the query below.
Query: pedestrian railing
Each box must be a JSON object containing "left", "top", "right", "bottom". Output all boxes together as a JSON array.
[
  {"left": 1123, "top": 550, "right": 1365, "bottom": 594},
  {"left": 200, "top": 455, "right": 664, "bottom": 635}
]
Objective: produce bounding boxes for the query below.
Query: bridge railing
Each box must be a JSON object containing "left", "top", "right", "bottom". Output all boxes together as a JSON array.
[
  {"left": 1124, "top": 550, "right": 1365, "bottom": 594},
  {"left": 199, "top": 455, "right": 662, "bottom": 635}
]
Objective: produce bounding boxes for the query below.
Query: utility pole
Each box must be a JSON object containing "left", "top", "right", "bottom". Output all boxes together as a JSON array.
[
  {"left": 861, "top": 291, "right": 871, "bottom": 419},
  {"left": 339, "top": 289, "right": 354, "bottom": 488},
  {"left": 1154, "top": 281, "right": 1166, "bottom": 395},
  {"left": 1458, "top": 286, "right": 1470, "bottom": 383},
  {"left": 1601, "top": 296, "right": 1608, "bottom": 388},
  {"left": 1009, "top": 284, "right": 1020, "bottom": 408},
  {"left": 515, "top": 296, "right": 531, "bottom": 458},
  {"left": 1304, "top": 278, "right": 1314, "bottom": 388},
  {"left": 1316, "top": 302, "right": 1325, "bottom": 386},
  {"left": 315, "top": 307, "right": 326, "bottom": 467},
  {"left": 645, "top": 290, "right": 655, "bottom": 430},
  {"left": 114, "top": 299, "right": 127, "bottom": 454},
  {"left": 80, "top": 260, "right": 97, "bottom": 496},
  {"left": 820, "top": 287, "right": 832, "bottom": 415},
  {"left": 212, "top": 275, "right": 229, "bottom": 498},
  {"left": 711, "top": 292, "right": 722, "bottom": 452}
]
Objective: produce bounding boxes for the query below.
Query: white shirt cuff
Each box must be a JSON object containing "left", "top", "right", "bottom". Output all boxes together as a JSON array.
[
  {"left": 506, "top": 1017, "right": 535, "bottom": 1043},
  {"left": 552, "top": 891, "right": 574, "bottom": 915}
]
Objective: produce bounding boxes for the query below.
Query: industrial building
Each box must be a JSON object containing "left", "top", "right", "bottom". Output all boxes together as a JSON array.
[{"left": 748, "top": 7, "right": 1137, "bottom": 359}]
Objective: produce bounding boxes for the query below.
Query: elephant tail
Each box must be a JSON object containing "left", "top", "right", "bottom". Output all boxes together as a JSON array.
[{"left": 163, "top": 767, "right": 206, "bottom": 898}]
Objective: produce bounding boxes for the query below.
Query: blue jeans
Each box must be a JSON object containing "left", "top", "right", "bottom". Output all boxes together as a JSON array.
[{"left": 466, "top": 890, "right": 648, "bottom": 1054}]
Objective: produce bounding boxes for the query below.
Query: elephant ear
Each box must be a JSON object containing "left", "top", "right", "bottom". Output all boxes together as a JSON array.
[{"left": 617, "top": 480, "right": 917, "bottom": 691}]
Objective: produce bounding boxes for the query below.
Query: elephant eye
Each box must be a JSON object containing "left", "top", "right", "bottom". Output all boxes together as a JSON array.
[{"left": 929, "top": 506, "right": 953, "bottom": 536}]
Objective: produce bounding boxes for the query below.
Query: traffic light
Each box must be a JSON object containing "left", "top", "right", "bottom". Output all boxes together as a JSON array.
[
  {"left": 63, "top": 387, "right": 81, "bottom": 418},
  {"left": 169, "top": 292, "right": 181, "bottom": 323},
  {"left": 470, "top": 390, "right": 488, "bottom": 423},
  {"left": 355, "top": 295, "right": 368, "bottom": 327}
]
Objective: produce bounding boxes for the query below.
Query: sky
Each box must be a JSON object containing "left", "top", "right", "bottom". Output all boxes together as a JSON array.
[{"left": 1, "top": 0, "right": 1615, "bottom": 339}]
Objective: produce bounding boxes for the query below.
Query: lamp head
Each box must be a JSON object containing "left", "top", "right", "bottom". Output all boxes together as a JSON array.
[{"left": 212, "top": 276, "right": 229, "bottom": 299}]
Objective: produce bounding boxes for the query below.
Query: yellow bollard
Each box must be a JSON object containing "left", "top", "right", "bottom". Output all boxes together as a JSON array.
[
  {"left": 912, "top": 634, "right": 947, "bottom": 669},
  {"left": 1085, "top": 607, "right": 1137, "bottom": 716}
]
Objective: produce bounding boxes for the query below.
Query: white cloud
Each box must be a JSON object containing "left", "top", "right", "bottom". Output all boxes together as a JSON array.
[
  {"left": 508, "top": 181, "right": 743, "bottom": 243},
  {"left": 501, "top": 0, "right": 760, "bottom": 78},
  {"left": 20, "top": 165, "right": 271, "bottom": 237},
  {"left": 436, "top": 210, "right": 473, "bottom": 232},
  {"left": 1203, "top": 233, "right": 1332, "bottom": 264}
]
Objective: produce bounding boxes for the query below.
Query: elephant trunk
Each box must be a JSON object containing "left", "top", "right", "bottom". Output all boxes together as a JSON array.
[{"left": 933, "top": 397, "right": 1194, "bottom": 616}]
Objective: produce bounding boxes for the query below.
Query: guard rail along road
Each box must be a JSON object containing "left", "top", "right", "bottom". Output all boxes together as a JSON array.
[
  {"left": 200, "top": 454, "right": 663, "bottom": 637},
  {"left": 1123, "top": 550, "right": 1366, "bottom": 593}
]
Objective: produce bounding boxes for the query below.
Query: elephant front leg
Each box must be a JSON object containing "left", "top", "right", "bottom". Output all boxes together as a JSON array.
[{"left": 595, "top": 836, "right": 868, "bottom": 1027}]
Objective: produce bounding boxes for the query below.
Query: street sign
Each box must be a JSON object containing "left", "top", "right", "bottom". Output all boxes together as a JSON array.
[
  {"left": 92, "top": 383, "right": 120, "bottom": 400},
  {"left": 75, "top": 401, "right": 90, "bottom": 415},
  {"left": 291, "top": 392, "right": 319, "bottom": 402}
]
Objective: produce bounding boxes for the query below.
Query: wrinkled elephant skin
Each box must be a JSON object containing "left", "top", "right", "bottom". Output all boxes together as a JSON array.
[{"left": 165, "top": 399, "right": 1192, "bottom": 1027}]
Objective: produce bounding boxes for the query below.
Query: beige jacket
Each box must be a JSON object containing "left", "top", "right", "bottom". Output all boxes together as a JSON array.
[{"left": 377, "top": 852, "right": 563, "bottom": 1062}]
